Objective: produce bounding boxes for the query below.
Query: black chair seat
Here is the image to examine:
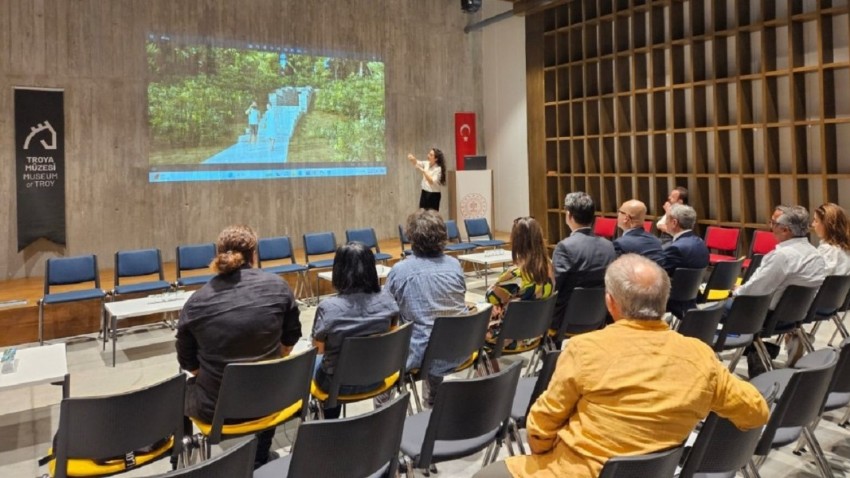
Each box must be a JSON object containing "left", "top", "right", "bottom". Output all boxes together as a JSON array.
[
  {"left": 43, "top": 288, "right": 106, "bottom": 304},
  {"left": 771, "top": 426, "right": 804, "bottom": 448},
  {"left": 263, "top": 264, "right": 308, "bottom": 275},
  {"left": 716, "top": 333, "right": 754, "bottom": 349},
  {"left": 400, "top": 411, "right": 500, "bottom": 463},
  {"left": 510, "top": 377, "right": 536, "bottom": 420},
  {"left": 253, "top": 455, "right": 292, "bottom": 478},
  {"left": 825, "top": 391, "right": 850, "bottom": 411},
  {"left": 113, "top": 281, "right": 172, "bottom": 295}
]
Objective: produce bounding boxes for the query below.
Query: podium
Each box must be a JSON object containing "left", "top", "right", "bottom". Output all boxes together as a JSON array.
[{"left": 447, "top": 170, "right": 494, "bottom": 241}]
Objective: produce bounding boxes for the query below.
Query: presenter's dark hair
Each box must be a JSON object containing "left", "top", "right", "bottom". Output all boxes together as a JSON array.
[
  {"left": 331, "top": 242, "right": 381, "bottom": 294},
  {"left": 432, "top": 148, "right": 447, "bottom": 186},
  {"left": 211, "top": 224, "right": 257, "bottom": 274},
  {"left": 406, "top": 209, "right": 448, "bottom": 257}
]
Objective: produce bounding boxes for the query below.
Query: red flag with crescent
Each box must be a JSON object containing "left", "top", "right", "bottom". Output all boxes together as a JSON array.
[{"left": 454, "top": 112, "right": 476, "bottom": 170}]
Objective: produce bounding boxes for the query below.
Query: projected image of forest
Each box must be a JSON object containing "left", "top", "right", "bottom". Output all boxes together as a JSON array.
[{"left": 146, "top": 37, "right": 386, "bottom": 182}]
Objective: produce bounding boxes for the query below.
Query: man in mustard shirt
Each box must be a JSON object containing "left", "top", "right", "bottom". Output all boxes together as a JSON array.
[{"left": 477, "top": 254, "right": 769, "bottom": 478}]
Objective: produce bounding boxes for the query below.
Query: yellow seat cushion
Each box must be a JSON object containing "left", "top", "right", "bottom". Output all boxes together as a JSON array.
[
  {"left": 311, "top": 372, "right": 400, "bottom": 402},
  {"left": 47, "top": 437, "right": 173, "bottom": 477},
  {"left": 704, "top": 278, "right": 743, "bottom": 302},
  {"left": 191, "top": 399, "right": 303, "bottom": 436}
]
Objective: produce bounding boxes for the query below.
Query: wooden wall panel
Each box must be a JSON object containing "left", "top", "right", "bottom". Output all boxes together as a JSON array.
[{"left": 0, "top": 0, "right": 483, "bottom": 279}]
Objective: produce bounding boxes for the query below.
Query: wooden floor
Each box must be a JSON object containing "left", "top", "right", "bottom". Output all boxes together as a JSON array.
[{"left": 1, "top": 234, "right": 509, "bottom": 347}]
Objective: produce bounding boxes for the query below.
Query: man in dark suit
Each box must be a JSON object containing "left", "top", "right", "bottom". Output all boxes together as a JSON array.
[
  {"left": 661, "top": 204, "right": 710, "bottom": 319},
  {"left": 613, "top": 199, "right": 664, "bottom": 265},
  {"left": 551, "top": 192, "right": 616, "bottom": 332}
]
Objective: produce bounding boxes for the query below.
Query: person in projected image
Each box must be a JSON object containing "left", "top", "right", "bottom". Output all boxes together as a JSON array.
[
  {"left": 408, "top": 148, "right": 447, "bottom": 211},
  {"left": 245, "top": 101, "right": 260, "bottom": 144}
]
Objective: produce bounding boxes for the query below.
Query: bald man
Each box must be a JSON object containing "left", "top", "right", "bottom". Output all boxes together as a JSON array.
[{"left": 612, "top": 199, "right": 664, "bottom": 265}]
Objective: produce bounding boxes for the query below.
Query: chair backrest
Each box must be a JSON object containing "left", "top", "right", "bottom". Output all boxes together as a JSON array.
[
  {"left": 416, "top": 362, "right": 522, "bottom": 467},
  {"left": 493, "top": 294, "right": 558, "bottom": 359},
  {"left": 44, "top": 255, "right": 100, "bottom": 294},
  {"left": 287, "top": 393, "right": 410, "bottom": 478},
  {"left": 755, "top": 348, "right": 839, "bottom": 455},
  {"left": 398, "top": 224, "right": 412, "bottom": 252},
  {"left": 714, "top": 293, "right": 773, "bottom": 351},
  {"left": 741, "top": 253, "right": 764, "bottom": 285},
  {"left": 345, "top": 227, "right": 382, "bottom": 252},
  {"left": 114, "top": 249, "right": 165, "bottom": 285},
  {"left": 832, "top": 338, "right": 850, "bottom": 395},
  {"left": 806, "top": 275, "right": 850, "bottom": 323},
  {"left": 593, "top": 217, "right": 618, "bottom": 240},
  {"left": 153, "top": 437, "right": 256, "bottom": 478},
  {"left": 445, "top": 220, "right": 463, "bottom": 243},
  {"left": 303, "top": 232, "right": 337, "bottom": 262},
  {"left": 419, "top": 308, "right": 491, "bottom": 380},
  {"left": 325, "top": 322, "right": 412, "bottom": 408},
  {"left": 705, "top": 226, "right": 740, "bottom": 254},
  {"left": 750, "top": 229, "right": 779, "bottom": 255},
  {"left": 556, "top": 287, "right": 607, "bottom": 343},
  {"left": 464, "top": 217, "right": 493, "bottom": 241},
  {"left": 176, "top": 243, "right": 215, "bottom": 275},
  {"left": 668, "top": 267, "right": 707, "bottom": 302},
  {"left": 257, "top": 236, "right": 296, "bottom": 266},
  {"left": 698, "top": 258, "right": 744, "bottom": 302},
  {"left": 524, "top": 350, "right": 562, "bottom": 419},
  {"left": 208, "top": 347, "right": 317, "bottom": 443},
  {"left": 643, "top": 220, "right": 653, "bottom": 233},
  {"left": 761, "top": 284, "right": 820, "bottom": 336},
  {"left": 598, "top": 445, "right": 685, "bottom": 478},
  {"left": 676, "top": 304, "right": 724, "bottom": 347},
  {"left": 52, "top": 374, "right": 185, "bottom": 478}
]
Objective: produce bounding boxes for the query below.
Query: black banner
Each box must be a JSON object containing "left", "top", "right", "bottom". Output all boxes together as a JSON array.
[{"left": 15, "top": 88, "right": 66, "bottom": 251}]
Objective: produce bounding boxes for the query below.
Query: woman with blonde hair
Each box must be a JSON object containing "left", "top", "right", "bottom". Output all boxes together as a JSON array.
[
  {"left": 485, "top": 217, "right": 554, "bottom": 347},
  {"left": 812, "top": 202, "right": 850, "bottom": 275}
]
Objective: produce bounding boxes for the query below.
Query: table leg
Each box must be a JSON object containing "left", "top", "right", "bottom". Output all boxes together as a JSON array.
[
  {"left": 112, "top": 315, "right": 117, "bottom": 367},
  {"left": 51, "top": 373, "right": 70, "bottom": 399}
]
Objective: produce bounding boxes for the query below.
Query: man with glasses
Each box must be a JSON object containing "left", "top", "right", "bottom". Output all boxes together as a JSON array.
[{"left": 613, "top": 199, "right": 664, "bottom": 265}]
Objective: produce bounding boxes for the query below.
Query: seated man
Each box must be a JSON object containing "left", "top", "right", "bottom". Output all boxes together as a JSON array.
[
  {"left": 177, "top": 225, "right": 302, "bottom": 469},
  {"left": 384, "top": 209, "right": 467, "bottom": 406},
  {"left": 613, "top": 199, "right": 664, "bottom": 265},
  {"left": 551, "top": 192, "right": 616, "bottom": 331},
  {"left": 476, "top": 255, "right": 768, "bottom": 478},
  {"left": 661, "top": 204, "right": 710, "bottom": 319},
  {"left": 656, "top": 186, "right": 688, "bottom": 244}
]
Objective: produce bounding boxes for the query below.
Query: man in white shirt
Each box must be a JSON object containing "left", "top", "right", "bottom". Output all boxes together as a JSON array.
[{"left": 656, "top": 186, "right": 688, "bottom": 244}]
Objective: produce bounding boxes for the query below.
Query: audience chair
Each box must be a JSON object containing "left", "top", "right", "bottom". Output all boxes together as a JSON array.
[
  {"left": 713, "top": 293, "right": 773, "bottom": 371},
  {"left": 303, "top": 231, "right": 337, "bottom": 304},
  {"left": 45, "top": 374, "right": 185, "bottom": 478},
  {"left": 488, "top": 295, "right": 558, "bottom": 375},
  {"left": 112, "top": 249, "right": 172, "bottom": 297},
  {"left": 445, "top": 220, "right": 478, "bottom": 254},
  {"left": 311, "top": 322, "right": 412, "bottom": 418},
  {"left": 643, "top": 220, "right": 653, "bottom": 233},
  {"left": 704, "top": 226, "right": 741, "bottom": 265},
  {"left": 750, "top": 348, "right": 839, "bottom": 478},
  {"left": 697, "top": 258, "right": 744, "bottom": 303},
  {"left": 257, "top": 236, "right": 310, "bottom": 300},
  {"left": 464, "top": 218, "right": 506, "bottom": 249},
  {"left": 593, "top": 216, "right": 618, "bottom": 240},
  {"left": 38, "top": 254, "right": 107, "bottom": 345},
  {"left": 802, "top": 275, "right": 850, "bottom": 351},
  {"left": 398, "top": 224, "right": 413, "bottom": 258},
  {"left": 548, "top": 287, "right": 607, "bottom": 349},
  {"left": 743, "top": 230, "right": 778, "bottom": 269},
  {"left": 255, "top": 393, "right": 410, "bottom": 478},
  {"left": 175, "top": 243, "right": 216, "bottom": 288},
  {"left": 188, "top": 348, "right": 317, "bottom": 461},
  {"left": 399, "top": 362, "right": 522, "bottom": 474},
  {"left": 597, "top": 445, "right": 685, "bottom": 478},
  {"left": 151, "top": 437, "right": 255, "bottom": 478},
  {"left": 345, "top": 227, "right": 393, "bottom": 263},
  {"left": 676, "top": 304, "right": 724, "bottom": 348},
  {"left": 507, "top": 350, "right": 561, "bottom": 455},
  {"left": 752, "top": 285, "right": 820, "bottom": 372},
  {"left": 406, "top": 308, "right": 490, "bottom": 412},
  {"left": 741, "top": 253, "right": 764, "bottom": 285},
  {"left": 667, "top": 267, "right": 708, "bottom": 321}
]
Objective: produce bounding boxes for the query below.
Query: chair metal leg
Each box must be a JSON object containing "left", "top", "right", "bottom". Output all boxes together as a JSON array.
[
  {"left": 727, "top": 347, "right": 746, "bottom": 372},
  {"left": 408, "top": 376, "right": 423, "bottom": 413},
  {"left": 481, "top": 441, "right": 496, "bottom": 468},
  {"left": 404, "top": 457, "right": 415, "bottom": 478},
  {"left": 797, "top": 327, "right": 816, "bottom": 354},
  {"left": 802, "top": 426, "right": 836, "bottom": 478},
  {"left": 794, "top": 419, "right": 822, "bottom": 455},
  {"left": 745, "top": 460, "right": 762, "bottom": 478},
  {"left": 510, "top": 419, "right": 526, "bottom": 456},
  {"left": 839, "top": 405, "right": 850, "bottom": 427},
  {"left": 753, "top": 339, "right": 773, "bottom": 371}
]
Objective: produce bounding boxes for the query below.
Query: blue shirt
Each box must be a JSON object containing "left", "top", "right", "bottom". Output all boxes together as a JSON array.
[{"left": 385, "top": 253, "right": 467, "bottom": 370}]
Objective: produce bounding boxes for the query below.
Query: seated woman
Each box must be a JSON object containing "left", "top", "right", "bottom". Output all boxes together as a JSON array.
[
  {"left": 485, "top": 217, "right": 554, "bottom": 350},
  {"left": 312, "top": 241, "right": 399, "bottom": 418},
  {"left": 813, "top": 202, "right": 850, "bottom": 275}
]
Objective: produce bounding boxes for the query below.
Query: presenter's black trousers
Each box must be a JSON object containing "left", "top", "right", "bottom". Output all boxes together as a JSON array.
[{"left": 419, "top": 190, "right": 441, "bottom": 211}]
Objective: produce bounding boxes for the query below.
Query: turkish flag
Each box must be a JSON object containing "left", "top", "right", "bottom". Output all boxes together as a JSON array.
[{"left": 454, "top": 112, "right": 476, "bottom": 170}]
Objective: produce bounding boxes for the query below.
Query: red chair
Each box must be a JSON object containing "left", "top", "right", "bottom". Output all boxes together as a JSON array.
[
  {"left": 704, "top": 226, "right": 740, "bottom": 265},
  {"left": 643, "top": 220, "right": 653, "bottom": 233},
  {"left": 743, "top": 230, "right": 778, "bottom": 269},
  {"left": 593, "top": 217, "right": 618, "bottom": 240}
]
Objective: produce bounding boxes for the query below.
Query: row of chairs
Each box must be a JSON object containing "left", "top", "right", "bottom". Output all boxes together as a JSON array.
[{"left": 398, "top": 217, "right": 506, "bottom": 258}]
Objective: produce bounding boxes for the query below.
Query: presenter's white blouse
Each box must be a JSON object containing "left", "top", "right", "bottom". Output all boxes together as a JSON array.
[
  {"left": 418, "top": 160, "right": 443, "bottom": 193},
  {"left": 818, "top": 242, "right": 850, "bottom": 275}
]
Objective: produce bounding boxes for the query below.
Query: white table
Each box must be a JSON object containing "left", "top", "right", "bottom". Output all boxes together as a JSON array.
[
  {"left": 457, "top": 250, "right": 513, "bottom": 287},
  {"left": 0, "top": 343, "right": 69, "bottom": 398},
  {"left": 316, "top": 265, "right": 393, "bottom": 302},
  {"left": 103, "top": 291, "right": 194, "bottom": 367}
]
